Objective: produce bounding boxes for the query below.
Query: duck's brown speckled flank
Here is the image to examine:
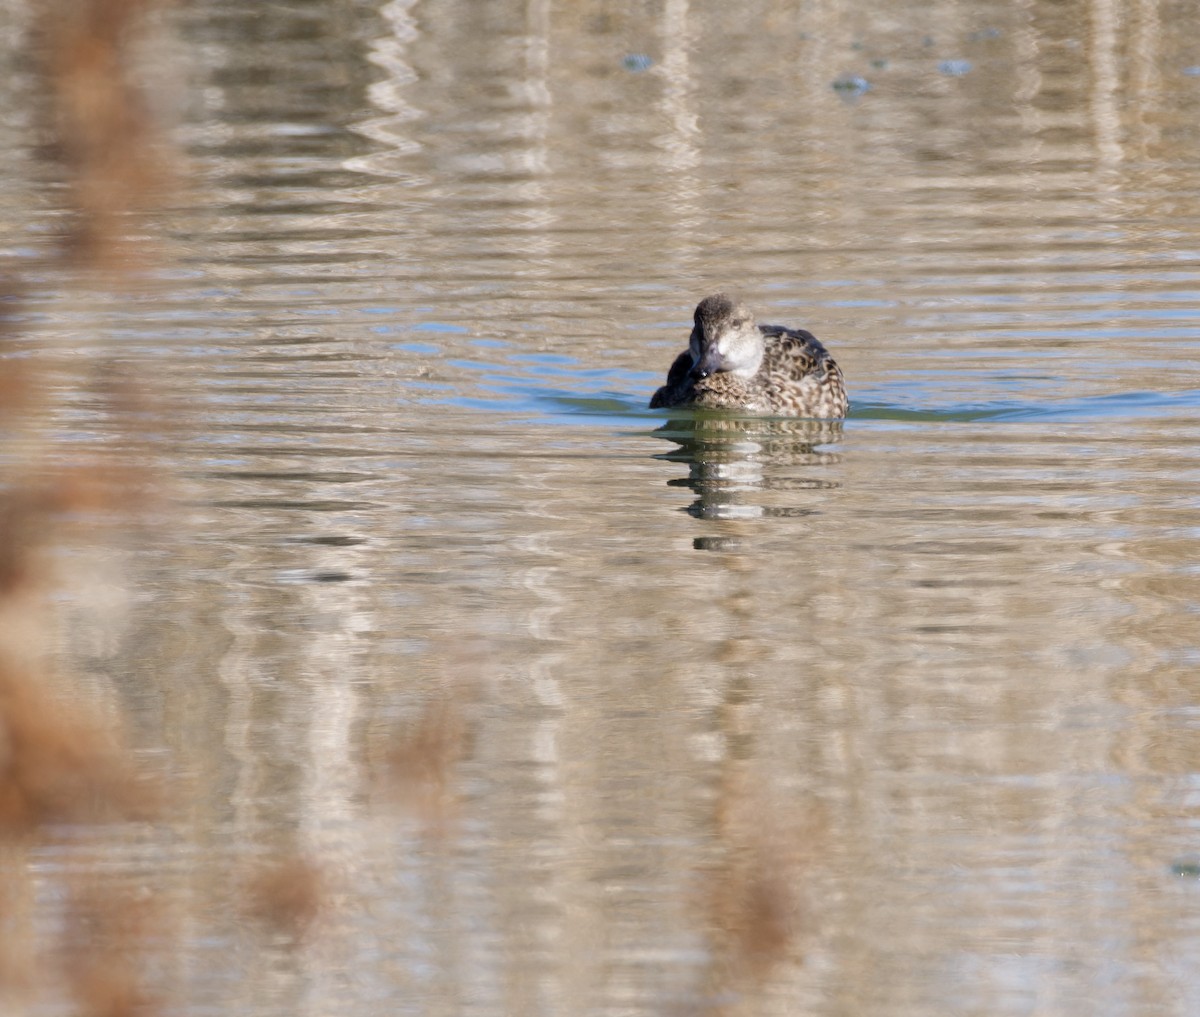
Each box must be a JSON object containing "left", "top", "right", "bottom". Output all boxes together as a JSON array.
[{"left": 650, "top": 294, "right": 847, "bottom": 418}]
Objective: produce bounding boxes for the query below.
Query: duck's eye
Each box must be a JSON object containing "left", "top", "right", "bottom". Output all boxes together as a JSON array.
[{"left": 732, "top": 317, "right": 750, "bottom": 329}]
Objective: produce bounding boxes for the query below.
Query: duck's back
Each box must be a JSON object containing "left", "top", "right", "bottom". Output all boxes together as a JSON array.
[{"left": 751, "top": 325, "right": 847, "bottom": 418}]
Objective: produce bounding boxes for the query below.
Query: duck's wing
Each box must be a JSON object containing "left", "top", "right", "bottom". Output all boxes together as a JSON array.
[
  {"left": 649, "top": 349, "right": 694, "bottom": 408},
  {"left": 758, "top": 324, "right": 833, "bottom": 373},
  {"left": 759, "top": 324, "right": 848, "bottom": 417}
]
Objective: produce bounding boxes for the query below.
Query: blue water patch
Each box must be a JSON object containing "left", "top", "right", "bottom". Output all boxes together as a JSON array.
[
  {"left": 938, "top": 59, "right": 973, "bottom": 76},
  {"left": 1013, "top": 389, "right": 1200, "bottom": 421},
  {"left": 414, "top": 322, "right": 470, "bottom": 333},
  {"left": 424, "top": 376, "right": 1200, "bottom": 429},
  {"left": 534, "top": 377, "right": 1200, "bottom": 427},
  {"left": 510, "top": 353, "right": 576, "bottom": 365},
  {"left": 428, "top": 337, "right": 1200, "bottom": 428},
  {"left": 824, "top": 298, "right": 893, "bottom": 309},
  {"left": 542, "top": 393, "right": 650, "bottom": 417},
  {"left": 851, "top": 388, "right": 1200, "bottom": 423},
  {"left": 398, "top": 379, "right": 454, "bottom": 392},
  {"left": 390, "top": 342, "right": 440, "bottom": 354}
]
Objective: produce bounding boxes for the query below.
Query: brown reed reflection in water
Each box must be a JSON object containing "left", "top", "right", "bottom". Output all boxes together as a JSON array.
[
  {"left": 372, "top": 686, "right": 478, "bottom": 832},
  {"left": 0, "top": 0, "right": 170, "bottom": 821},
  {"left": 688, "top": 767, "right": 825, "bottom": 1013},
  {"left": 244, "top": 853, "right": 326, "bottom": 941}
]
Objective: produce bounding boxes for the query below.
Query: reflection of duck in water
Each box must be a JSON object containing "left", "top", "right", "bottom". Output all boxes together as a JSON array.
[
  {"left": 654, "top": 415, "right": 843, "bottom": 531},
  {"left": 650, "top": 294, "right": 848, "bottom": 419}
]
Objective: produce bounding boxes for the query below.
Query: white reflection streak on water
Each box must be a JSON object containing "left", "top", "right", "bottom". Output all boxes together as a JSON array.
[
  {"left": 515, "top": 7, "right": 564, "bottom": 989},
  {"left": 1128, "top": 0, "right": 1162, "bottom": 158},
  {"left": 299, "top": 579, "right": 369, "bottom": 1014},
  {"left": 516, "top": 0, "right": 554, "bottom": 271},
  {"left": 1011, "top": 3, "right": 1043, "bottom": 165},
  {"left": 516, "top": 531, "right": 568, "bottom": 1007},
  {"left": 1089, "top": 0, "right": 1122, "bottom": 166},
  {"left": 218, "top": 593, "right": 260, "bottom": 860},
  {"left": 353, "top": 0, "right": 423, "bottom": 170},
  {"left": 657, "top": 0, "right": 702, "bottom": 263}
]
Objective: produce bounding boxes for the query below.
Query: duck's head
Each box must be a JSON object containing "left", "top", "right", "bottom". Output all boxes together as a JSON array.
[{"left": 688, "top": 293, "right": 764, "bottom": 381}]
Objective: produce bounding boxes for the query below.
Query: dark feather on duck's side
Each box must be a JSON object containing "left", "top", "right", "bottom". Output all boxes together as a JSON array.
[{"left": 649, "top": 294, "right": 847, "bottom": 418}]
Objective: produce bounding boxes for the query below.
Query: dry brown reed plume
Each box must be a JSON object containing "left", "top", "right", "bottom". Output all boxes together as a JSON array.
[
  {"left": 0, "top": 0, "right": 177, "bottom": 1011},
  {"left": 0, "top": 659, "right": 150, "bottom": 834},
  {"left": 0, "top": 0, "right": 168, "bottom": 840}
]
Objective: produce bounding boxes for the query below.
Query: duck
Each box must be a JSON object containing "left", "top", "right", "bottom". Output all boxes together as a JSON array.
[{"left": 649, "top": 293, "right": 848, "bottom": 418}]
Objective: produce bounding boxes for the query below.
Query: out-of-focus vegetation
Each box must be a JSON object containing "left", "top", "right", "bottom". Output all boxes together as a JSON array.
[{"left": 1, "top": 2, "right": 175, "bottom": 1012}]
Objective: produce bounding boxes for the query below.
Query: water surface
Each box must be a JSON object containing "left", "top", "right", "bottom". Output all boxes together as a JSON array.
[{"left": 6, "top": 0, "right": 1200, "bottom": 1014}]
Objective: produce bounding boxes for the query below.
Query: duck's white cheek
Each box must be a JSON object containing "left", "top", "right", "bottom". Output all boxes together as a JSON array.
[{"left": 717, "top": 340, "right": 745, "bottom": 368}]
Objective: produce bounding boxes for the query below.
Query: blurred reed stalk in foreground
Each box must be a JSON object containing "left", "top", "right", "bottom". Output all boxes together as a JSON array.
[
  {"left": 41, "top": 0, "right": 179, "bottom": 270},
  {"left": 0, "top": 0, "right": 179, "bottom": 1012}
]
